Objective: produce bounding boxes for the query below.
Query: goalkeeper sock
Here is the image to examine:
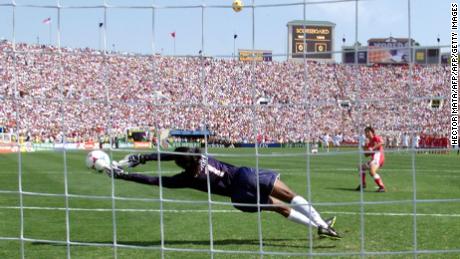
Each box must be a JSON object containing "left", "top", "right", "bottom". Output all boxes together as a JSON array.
[
  {"left": 373, "top": 174, "right": 385, "bottom": 188},
  {"left": 290, "top": 196, "right": 328, "bottom": 228},
  {"left": 287, "top": 208, "right": 318, "bottom": 228}
]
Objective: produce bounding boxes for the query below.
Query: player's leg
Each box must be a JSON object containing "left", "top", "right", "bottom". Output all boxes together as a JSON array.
[
  {"left": 269, "top": 178, "right": 295, "bottom": 202},
  {"left": 368, "top": 164, "right": 385, "bottom": 192},
  {"left": 234, "top": 169, "right": 341, "bottom": 238},
  {"left": 264, "top": 197, "right": 339, "bottom": 239},
  {"left": 264, "top": 197, "right": 316, "bottom": 226},
  {"left": 263, "top": 197, "right": 290, "bottom": 216},
  {"left": 356, "top": 162, "right": 369, "bottom": 191},
  {"left": 270, "top": 179, "right": 329, "bottom": 229}
]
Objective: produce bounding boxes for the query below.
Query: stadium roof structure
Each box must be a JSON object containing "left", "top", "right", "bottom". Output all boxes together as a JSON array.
[
  {"left": 367, "top": 37, "right": 417, "bottom": 42},
  {"left": 367, "top": 37, "right": 420, "bottom": 46},
  {"left": 286, "top": 20, "right": 336, "bottom": 26}
]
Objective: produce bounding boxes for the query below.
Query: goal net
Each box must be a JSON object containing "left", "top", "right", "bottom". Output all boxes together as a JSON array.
[{"left": 0, "top": 0, "right": 457, "bottom": 258}]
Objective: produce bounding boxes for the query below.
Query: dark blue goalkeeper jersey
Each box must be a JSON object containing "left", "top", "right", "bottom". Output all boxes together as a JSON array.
[
  {"left": 160, "top": 155, "right": 240, "bottom": 196},
  {"left": 117, "top": 154, "right": 279, "bottom": 212}
]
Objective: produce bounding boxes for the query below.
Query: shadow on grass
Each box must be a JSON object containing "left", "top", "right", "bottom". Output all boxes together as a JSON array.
[
  {"left": 327, "top": 187, "right": 361, "bottom": 192},
  {"left": 32, "top": 238, "right": 337, "bottom": 249}
]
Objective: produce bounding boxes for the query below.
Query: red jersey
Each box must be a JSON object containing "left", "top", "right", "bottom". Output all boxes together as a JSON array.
[{"left": 368, "top": 135, "right": 385, "bottom": 166}]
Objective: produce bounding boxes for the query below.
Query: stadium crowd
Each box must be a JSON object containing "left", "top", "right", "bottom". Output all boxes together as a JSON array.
[{"left": 0, "top": 40, "right": 450, "bottom": 145}]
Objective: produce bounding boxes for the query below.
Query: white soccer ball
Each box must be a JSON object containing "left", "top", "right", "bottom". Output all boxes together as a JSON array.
[{"left": 85, "top": 150, "right": 111, "bottom": 172}]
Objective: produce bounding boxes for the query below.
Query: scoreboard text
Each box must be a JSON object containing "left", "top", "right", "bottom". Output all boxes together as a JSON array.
[{"left": 292, "top": 25, "right": 332, "bottom": 59}]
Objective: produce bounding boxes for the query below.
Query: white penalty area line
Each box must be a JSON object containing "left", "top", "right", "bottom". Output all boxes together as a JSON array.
[{"left": 0, "top": 206, "right": 459, "bottom": 218}]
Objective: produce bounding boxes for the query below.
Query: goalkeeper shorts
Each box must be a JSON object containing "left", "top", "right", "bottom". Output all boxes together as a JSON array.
[{"left": 230, "top": 167, "right": 279, "bottom": 213}]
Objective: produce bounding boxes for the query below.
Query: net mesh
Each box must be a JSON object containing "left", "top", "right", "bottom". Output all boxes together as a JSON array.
[{"left": 0, "top": 0, "right": 457, "bottom": 258}]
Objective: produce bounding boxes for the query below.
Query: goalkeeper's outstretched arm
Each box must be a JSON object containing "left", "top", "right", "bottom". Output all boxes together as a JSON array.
[
  {"left": 121, "top": 147, "right": 202, "bottom": 168},
  {"left": 118, "top": 153, "right": 177, "bottom": 168},
  {"left": 140, "top": 153, "right": 177, "bottom": 162},
  {"left": 110, "top": 170, "right": 189, "bottom": 189}
]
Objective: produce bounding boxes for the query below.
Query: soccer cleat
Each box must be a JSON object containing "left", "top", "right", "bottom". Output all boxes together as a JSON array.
[
  {"left": 376, "top": 187, "right": 386, "bottom": 192},
  {"left": 318, "top": 226, "right": 342, "bottom": 240},
  {"left": 324, "top": 216, "right": 337, "bottom": 228},
  {"left": 355, "top": 185, "right": 366, "bottom": 191}
]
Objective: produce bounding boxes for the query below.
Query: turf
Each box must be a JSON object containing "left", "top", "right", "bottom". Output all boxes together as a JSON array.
[{"left": 0, "top": 148, "right": 459, "bottom": 258}]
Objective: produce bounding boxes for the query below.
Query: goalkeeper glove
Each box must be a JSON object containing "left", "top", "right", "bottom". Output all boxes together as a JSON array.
[
  {"left": 105, "top": 164, "right": 129, "bottom": 179},
  {"left": 117, "top": 154, "right": 146, "bottom": 168}
]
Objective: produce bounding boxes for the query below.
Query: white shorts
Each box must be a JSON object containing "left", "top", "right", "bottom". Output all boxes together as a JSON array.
[{"left": 369, "top": 152, "right": 382, "bottom": 167}]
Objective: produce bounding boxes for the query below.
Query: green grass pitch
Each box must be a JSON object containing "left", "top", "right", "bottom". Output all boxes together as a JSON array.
[{"left": 0, "top": 148, "right": 459, "bottom": 258}]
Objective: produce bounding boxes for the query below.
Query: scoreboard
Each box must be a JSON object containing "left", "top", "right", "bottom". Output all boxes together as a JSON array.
[
  {"left": 292, "top": 25, "right": 332, "bottom": 59},
  {"left": 287, "top": 21, "right": 335, "bottom": 61}
]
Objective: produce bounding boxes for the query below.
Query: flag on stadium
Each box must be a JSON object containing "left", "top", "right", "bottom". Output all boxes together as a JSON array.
[
  {"left": 170, "top": 32, "right": 176, "bottom": 38},
  {"left": 234, "top": 34, "right": 238, "bottom": 39},
  {"left": 42, "top": 17, "right": 52, "bottom": 24},
  {"left": 99, "top": 22, "right": 104, "bottom": 28}
]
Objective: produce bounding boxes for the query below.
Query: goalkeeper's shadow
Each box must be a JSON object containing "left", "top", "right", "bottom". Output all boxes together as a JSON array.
[
  {"left": 117, "top": 239, "right": 336, "bottom": 249},
  {"left": 32, "top": 238, "right": 337, "bottom": 249}
]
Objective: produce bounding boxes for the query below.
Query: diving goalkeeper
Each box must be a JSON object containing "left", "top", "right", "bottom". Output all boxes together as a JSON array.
[{"left": 106, "top": 147, "right": 342, "bottom": 240}]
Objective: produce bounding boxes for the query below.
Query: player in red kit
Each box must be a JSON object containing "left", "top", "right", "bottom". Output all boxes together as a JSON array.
[{"left": 356, "top": 126, "right": 386, "bottom": 192}]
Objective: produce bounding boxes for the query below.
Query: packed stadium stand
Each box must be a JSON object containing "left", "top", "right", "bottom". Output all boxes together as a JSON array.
[{"left": 0, "top": 40, "right": 450, "bottom": 144}]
